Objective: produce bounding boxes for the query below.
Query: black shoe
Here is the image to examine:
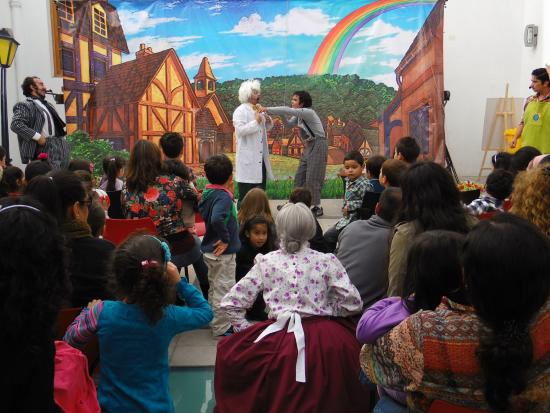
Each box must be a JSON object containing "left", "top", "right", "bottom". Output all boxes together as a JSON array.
[
  {"left": 276, "top": 203, "right": 286, "bottom": 211},
  {"left": 311, "top": 206, "right": 323, "bottom": 217}
]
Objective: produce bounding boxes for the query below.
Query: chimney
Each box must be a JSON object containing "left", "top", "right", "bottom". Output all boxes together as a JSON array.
[{"left": 136, "top": 43, "right": 154, "bottom": 58}]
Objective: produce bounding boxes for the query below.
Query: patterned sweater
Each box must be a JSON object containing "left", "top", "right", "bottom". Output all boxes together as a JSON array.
[{"left": 360, "top": 297, "right": 550, "bottom": 412}]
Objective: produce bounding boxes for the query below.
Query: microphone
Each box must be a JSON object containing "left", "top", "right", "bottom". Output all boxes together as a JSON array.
[{"left": 45, "top": 89, "right": 65, "bottom": 104}]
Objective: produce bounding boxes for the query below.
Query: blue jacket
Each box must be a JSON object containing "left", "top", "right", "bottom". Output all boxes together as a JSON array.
[{"left": 198, "top": 188, "right": 241, "bottom": 254}]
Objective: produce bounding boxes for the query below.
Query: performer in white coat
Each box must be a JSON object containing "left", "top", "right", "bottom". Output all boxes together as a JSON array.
[{"left": 233, "top": 79, "right": 274, "bottom": 207}]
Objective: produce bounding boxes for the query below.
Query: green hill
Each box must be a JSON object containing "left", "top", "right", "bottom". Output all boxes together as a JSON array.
[{"left": 215, "top": 74, "right": 396, "bottom": 131}]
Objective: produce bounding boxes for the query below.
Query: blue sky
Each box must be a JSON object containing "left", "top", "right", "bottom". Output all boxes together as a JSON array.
[{"left": 111, "top": 0, "right": 434, "bottom": 87}]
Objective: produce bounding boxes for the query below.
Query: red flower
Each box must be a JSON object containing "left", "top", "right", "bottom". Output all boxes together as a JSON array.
[
  {"left": 149, "top": 209, "right": 157, "bottom": 217},
  {"left": 130, "top": 203, "right": 141, "bottom": 213},
  {"left": 158, "top": 176, "right": 169, "bottom": 185},
  {"left": 167, "top": 190, "right": 176, "bottom": 201},
  {"left": 144, "top": 187, "right": 160, "bottom": 202},
  {"left": 37, "top": 153, "right": 49, "bottom": 160}
]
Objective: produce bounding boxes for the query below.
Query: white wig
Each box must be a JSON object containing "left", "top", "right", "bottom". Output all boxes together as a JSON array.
[
  {"left": 276, "top": 202, "right": 316, "bottom": 254},
  {"left": 238, "top": 79, "right": 261, "bottom": 104}
]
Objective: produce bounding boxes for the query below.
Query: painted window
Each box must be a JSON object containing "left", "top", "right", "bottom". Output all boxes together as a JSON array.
[
  {"left": 61, "top": 48, "right": 75, "bottom": 75},
  {"left": 207, "top": 80, "right": 214, "bottom": 91},
  {"left": 57, "top": 0, "right": 74, "bottom": 23},
  {"left": 93, "top": 58, "right": 107, "bottom": 81},
  {"left": 409, "top": 104, "right": 430, "bottom": 154},
  {"left": 92, "top": 5, "right": 108, "bottom": 38},
  {"left": 196, "top": 80, "right": 204, "bottom": 91}
]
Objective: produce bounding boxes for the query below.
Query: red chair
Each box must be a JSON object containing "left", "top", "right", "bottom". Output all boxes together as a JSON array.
[
  {"left": 195, "top": 211, "right": 206, "bottom": 237},
  {"left": 478, "top": 211, "right": 497, "bottom": 220},
  {"left": 428, "top": 400, "right": 491, "bottom": 413},
  {"left": 103, "top": 217, "right": 158, "bottom": 246}
]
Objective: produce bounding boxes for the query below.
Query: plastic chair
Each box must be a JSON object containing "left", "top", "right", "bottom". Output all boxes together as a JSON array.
[
  {"left": 103, "top": 217, "right": 158, "bottom": 246},
  {"left": 428, "top": 400, "right": 491, "bottom": 413}
]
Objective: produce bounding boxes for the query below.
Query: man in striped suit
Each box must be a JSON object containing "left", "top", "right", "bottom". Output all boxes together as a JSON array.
[{"left": 10, "top": 76, "right": 70, "bottom": 169}]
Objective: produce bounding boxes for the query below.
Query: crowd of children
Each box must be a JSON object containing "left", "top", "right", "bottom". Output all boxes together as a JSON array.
[{"left": 1, "top": 126, "right": 549, "bottom": 412}]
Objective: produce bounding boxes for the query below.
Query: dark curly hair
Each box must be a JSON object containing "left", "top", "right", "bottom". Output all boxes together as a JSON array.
[
  {"left": 399, "top": 161, "right": 470, "bottom": 233},
  {"left": 110, "top": 234, "right": 175, "bottom": 324},
  {"left": 463, "top": 214, "right": 550, "bottom": 412},
  {"left": 0, "top": 197, "right": 70, "bottom": 407},
  {"left": 485, "top": 169, "right": 514, "bottom": 201}
]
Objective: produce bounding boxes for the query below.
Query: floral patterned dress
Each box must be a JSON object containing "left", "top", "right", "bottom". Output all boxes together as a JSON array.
[{"left": 122, "top": 175, "right": 187, "bottom": 237}]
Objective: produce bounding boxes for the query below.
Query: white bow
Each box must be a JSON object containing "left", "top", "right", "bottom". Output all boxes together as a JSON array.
[{"left": 254, "top": 312, "right": 306, "bottom": 383}]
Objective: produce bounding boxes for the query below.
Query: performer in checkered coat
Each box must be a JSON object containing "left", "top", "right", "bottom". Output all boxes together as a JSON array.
[
  {"left": 262, "top": 91, "right": 328, "bottom": 217},
  {"left": 10, "top": 76, "right": 69, "bottom": 169}
]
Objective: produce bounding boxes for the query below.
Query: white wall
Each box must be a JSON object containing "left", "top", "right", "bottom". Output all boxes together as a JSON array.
[
  {"left": 0, "top": 0, "right": 64, "bottom": 165},
  {"left": 444, "top": 0, "right": 549, "bottom": 178}
]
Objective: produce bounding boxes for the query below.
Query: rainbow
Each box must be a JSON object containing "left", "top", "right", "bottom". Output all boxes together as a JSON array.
[{"left": 308, "top": 0, "right": 436, "bottom": 75}]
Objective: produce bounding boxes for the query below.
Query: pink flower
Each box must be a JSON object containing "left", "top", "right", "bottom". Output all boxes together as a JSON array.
[{"left": 37, "top": 153, "right": 49, "bottom": 160}]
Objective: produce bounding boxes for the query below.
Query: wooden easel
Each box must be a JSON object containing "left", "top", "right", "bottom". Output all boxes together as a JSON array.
[{"left": 477, "top": 84, "right": 516, "bottom": 180}]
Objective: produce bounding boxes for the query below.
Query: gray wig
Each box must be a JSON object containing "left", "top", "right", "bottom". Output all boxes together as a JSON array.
[
  {"left": 276, "top": 202, "right": 316, "bottom": 254},
  {"left": 238, "top": 79, "right": 261, "bottom": 104}
]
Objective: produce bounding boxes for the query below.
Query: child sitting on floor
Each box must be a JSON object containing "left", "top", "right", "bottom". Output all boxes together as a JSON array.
[
  {"left": 379, "top": 159, "right": 408, "bottom": 188},
  {"left": 365, "top": 155, "right": 386, "bottom": 193},
  {"left": 324, "top": 150, "right": 370, "bottom": 252},
  {"left": 0, "top": 166, "right": 24, "bottom": 198},
  {"left": 466, "top": 169, "right": 514, "bottom": 216},
  {"left": 64, "top": 234, "right": 212, "bottom": 412},
  {"left": 236, "top": 214, "right": 278, "bottom": 321}
]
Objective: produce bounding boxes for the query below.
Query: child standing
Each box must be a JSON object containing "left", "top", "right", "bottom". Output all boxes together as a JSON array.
[
  {"left": 466, "top": 169, "right": 514, "bottom": 216},
  {"left": 199, "top": 154, "right": 241, "bottom": 336},
  {"left": 64, "top": 234, "right": 212, "bottom": 412},
  {"left": 324, "top": 150, "right": 370, "bottom": 252},
  {"left": 236, "top": 214, "right": 278, "bottom": 321},
  {"left": 99, "top": 156, "right": 125, "bottom": 192}
]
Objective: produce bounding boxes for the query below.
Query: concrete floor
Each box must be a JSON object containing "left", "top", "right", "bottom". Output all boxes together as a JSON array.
[{"left": 169, "top": 198, "right": 342, "bottom": 367}]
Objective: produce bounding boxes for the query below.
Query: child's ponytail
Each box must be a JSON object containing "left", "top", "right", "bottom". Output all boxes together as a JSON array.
[{"left": 111, "top": 235, "right": 175, "bottom": 325}]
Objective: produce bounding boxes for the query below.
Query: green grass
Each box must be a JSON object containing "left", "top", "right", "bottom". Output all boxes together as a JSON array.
[
  {"left": 195, "top": 176, "right": 344, "bottom": 200},
  {"left": 191, "top": 153, "right": 343, "bottom": 199}
]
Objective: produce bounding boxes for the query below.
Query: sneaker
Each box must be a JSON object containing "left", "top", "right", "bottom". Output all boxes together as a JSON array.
[{"left": 311, "top": 206, "right": 323, "bottom": 217}]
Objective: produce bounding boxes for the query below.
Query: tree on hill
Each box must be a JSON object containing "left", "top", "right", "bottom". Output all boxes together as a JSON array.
[{"left": 214, "top": 74, "right": 395, "bottom": 131}]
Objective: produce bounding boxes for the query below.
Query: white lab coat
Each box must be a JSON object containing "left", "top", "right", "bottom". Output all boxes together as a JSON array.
[{"left": 233, "top": 103, "right": 274, "bottom": 184}]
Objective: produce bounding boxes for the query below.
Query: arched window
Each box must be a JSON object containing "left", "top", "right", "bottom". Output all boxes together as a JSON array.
[
  {"left": 196, "top": 80, "right": 204, "bottom": 91},
  {"left": 92, "top": 4, "right": 108, "bottom": 38}
]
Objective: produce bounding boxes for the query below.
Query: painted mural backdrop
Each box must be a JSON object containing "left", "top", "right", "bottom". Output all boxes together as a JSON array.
[{"left": 53, "top": 0, "right": 444, "bottom": 195}]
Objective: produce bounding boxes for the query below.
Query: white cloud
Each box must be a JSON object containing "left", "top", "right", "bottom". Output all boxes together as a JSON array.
[
  {"left": 245, "top": 59, "right": 285, "bottom": 71},
  {"left": 355, "top": 19, "right": 402, "bottom": 40},
  {"left": 126, "top": 35, "right": 201, "bottom": 55},
  {"left": 118, "top": 9, "right": 185, "bottom": 35},
  {"left": 379, "top": 59, "right": 400, "bottom": 68},
  {"left": 180, "top": 53, "right": 237, "bottom": 70},
  {"left": 209, "top": 4, "right": 223, "bottom": 12},
  {"left": 340, "top": 56, "right": 366, "bottom": 67},
  {"left": 354, "top": 19, "right": 417, "bottom": 57},
  {"left": 224, "top": 8, "right": 334, "bottom": 37},
  {"left": 164, "top": 1, "right": 181, "bottom": 9},
  {"left": 369, "top": 73, "right": 398, "bottom": 89},
  {"left": 368, "top": 29, "right": 416, "bottom": 56}
]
